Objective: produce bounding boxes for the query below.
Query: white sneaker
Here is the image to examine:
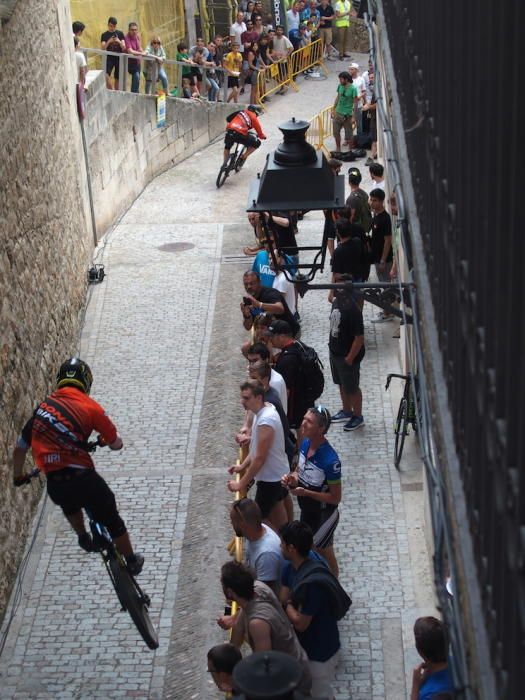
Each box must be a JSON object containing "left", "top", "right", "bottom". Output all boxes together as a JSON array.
[{"left": 372, "top": 311, "right": 395, "bottom": 323}]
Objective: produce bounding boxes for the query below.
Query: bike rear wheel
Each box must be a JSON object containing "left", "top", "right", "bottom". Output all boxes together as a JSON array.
[
  {"left": 109, "top": 556, "right": 159, "bottom": 650},
  {"left": 216, "top": 165, "right": 229, "bottom": 188},
  {"left": 394, "top": 397, "right": 409, "bottom": 470}
]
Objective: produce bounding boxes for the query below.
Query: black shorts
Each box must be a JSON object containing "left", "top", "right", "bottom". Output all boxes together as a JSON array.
[
  {"left": 224, "top": 130, "right": 261, "bottom": 151},
  {"left": 330, "top": 352, "right": 362, "bottom": 394},
  {"left": 46, "top": 468, "right": 126, "bottom": 538},
  {"left": 300, "top": 507, "right": 340, "bottom": 549},
  {"left": 227, "top": 76, "right": 240, "bottom": 88},
  {"left": 255, "top": 480, "right": 287, "bottom": 519},
  {"left": 106, "top": 55, "right": 121, "bottom": 79}
]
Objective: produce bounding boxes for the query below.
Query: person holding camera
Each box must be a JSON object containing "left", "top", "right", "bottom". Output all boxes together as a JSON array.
[
  {"left": 240, "top": 271, "right": 299, "bottom": 336},
  {"left": 100, "top": 17, "right": 126, "bottom": 90}
]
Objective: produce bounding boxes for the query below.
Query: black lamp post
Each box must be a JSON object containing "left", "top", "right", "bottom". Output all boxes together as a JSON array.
[{"left": 246, "top": 118, "right": 413, "bottom": 322}]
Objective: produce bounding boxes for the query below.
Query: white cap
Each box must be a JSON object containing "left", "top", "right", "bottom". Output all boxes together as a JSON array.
[{"left": 349, "top": 62, "right": 359, "bottom": 70}]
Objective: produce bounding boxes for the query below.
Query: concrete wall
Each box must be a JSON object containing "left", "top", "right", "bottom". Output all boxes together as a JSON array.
[
  {"left": 0, "top": 0, "right": 92, "bottom": 618},
  {"left": 84, "top": 72, "right": 237, "bottom": 235}
]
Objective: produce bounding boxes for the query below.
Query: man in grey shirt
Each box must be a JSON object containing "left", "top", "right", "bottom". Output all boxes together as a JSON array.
[
  {"left": 230, "top": 498, "right": 282, "bottom": 593},
  {"left": 219, "top": 561, "right": 312, "bottom": 696}
]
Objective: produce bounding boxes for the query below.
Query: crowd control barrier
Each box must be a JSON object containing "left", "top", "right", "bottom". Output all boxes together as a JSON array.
[
  {"left": 288, "top": 38, "right": 327, "bottom": 81},
  {"left": 255, "top": 39, "right": 327, "bottom": 110},
  {"left": 306, "top": 105, "right": 333, "bottom": 157},
  {"left": 255, "top": 58, "right": 298, "bottom": 108}
]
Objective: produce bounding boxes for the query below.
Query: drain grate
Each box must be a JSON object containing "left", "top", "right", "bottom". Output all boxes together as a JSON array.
[
  {"left": 401, "top": 482, "right": 423, "bottom": 492},
  {"left": 222, "top": 255, "right": 251, "bottom": 264},
  {"left": 158, "top": 242, "right": 195, "bottom": 253}
]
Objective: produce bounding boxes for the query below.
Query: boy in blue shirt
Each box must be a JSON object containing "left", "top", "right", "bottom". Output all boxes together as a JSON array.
[{"left": 410, "top": 616, "right": 454, "bottom": 700}]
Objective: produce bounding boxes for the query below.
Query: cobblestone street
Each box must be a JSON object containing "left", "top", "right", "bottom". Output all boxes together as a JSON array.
[{"left": 0, "top": 58, "right": 436, "bottom": 699}]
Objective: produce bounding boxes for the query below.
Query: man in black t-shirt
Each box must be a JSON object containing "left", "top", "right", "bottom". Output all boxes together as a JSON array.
[
  {"left": 265, "top": 211, "right": 299, "bottom": 261},
  {"left": 369, "top": 188, "right": 392, "bottom": 278},
  {"left": 101, "top": 17, "right": 126, "bottom": 90},
  {"left": 318, "top": 0, "right": 336, "bottom": 59},
  {"left": 331, "top": 220, "right": 368, "bottom": 280},
  {"left": 241, "top": 271, "right": 299, "bottom": 336},
  {"left": 329, "top": 284, "right": 365, "bottom": 431},
  {"left": 268, "top": 320, "right": 312, "bottom": 429},
  {"left": 369, "top": 187, "right": 395, "bottom": 322}
]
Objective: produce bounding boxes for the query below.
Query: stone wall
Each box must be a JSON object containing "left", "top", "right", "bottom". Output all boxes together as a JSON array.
[
  {"left": 0, "top": 8, "right": 236, "bottom": 621},
  {"left": 0, "top": 0, "right": 92, "bottom": 619},
  {"left": 84, "top": 72, "right": 237, "bottom": 235}
]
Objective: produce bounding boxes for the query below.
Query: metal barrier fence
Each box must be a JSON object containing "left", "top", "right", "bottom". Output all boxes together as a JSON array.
[
  {"left": 288, "top": 38, "right": 327, "bottom": 80},
  {"left": 306, "top": 105, "right": 333, "bottom": 157},
  {"left": 256, "top": 41, "right": 327, "bottom": 110},
  {"left": 255, "top": 58, "right": 298, "bottom": 107},
  {"left": 81, "top": 47, "right": 229, "bottom": 101}
]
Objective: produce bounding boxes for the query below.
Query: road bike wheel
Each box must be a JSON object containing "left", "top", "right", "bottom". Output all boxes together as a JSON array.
[
  {"left": 109, "top": 556, "right": 159, "bottom": 650},
  {"left": 234, "top": 147, "right": 247, "bottom": 172},
  {"left": 394, "top": 397, "right": 409, "bottom": 470},
  {"left": 216, "top": 164, "right": 229, "bottom": 188}
]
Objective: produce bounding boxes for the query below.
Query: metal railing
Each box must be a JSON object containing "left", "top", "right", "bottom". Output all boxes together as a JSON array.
[{"left": 81, "top": 47, "right": 230, "bottom": 101}]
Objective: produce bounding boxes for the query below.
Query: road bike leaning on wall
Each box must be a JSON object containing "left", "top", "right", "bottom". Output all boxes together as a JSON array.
[
  {"left": 385, "top": 372, "right": 419, "bottom": 470},
  {"left": 20, "top": 447, "right": 159, "bottom": 650}
]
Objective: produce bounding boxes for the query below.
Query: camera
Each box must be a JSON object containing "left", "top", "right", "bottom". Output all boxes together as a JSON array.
[{"left": 243, "top": 296, "right": 252, "bottom": 306}]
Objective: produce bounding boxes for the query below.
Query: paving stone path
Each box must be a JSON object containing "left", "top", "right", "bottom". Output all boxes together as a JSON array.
[{"left": 0, "top": 57, "right": 435, "bottom": 699}]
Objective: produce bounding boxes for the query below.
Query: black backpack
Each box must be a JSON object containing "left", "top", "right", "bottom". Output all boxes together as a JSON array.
[
  {"left": 347, "top": 189, "right": 373, "bottom": 234},
  {"left": 291, "top": 559, "right": 352, "bottom": 621},
  {"left": 294, "top": 341, "right": 324, "bottom": 405}
]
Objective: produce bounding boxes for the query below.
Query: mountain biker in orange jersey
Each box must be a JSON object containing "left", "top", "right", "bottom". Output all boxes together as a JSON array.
[
  {"left": 11, "top": 357, "right": 144, "bottom": 575},
  {"left": 223, "top": 104, "right": 267, "bottom": 168}
]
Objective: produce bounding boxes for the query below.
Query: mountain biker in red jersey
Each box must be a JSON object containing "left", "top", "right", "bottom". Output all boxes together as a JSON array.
[
  {"left": 223, "top": 104, "right": 267, "bottom": 168},
  {"left": 12, "top": 357, "right": 144, "bottom": 575}
]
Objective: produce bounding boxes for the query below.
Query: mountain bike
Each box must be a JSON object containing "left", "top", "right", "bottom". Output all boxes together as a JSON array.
[
  {"left": 23, "top": 452, "right": 159, "bottom": 650},
  {"left": 216, "top": 140, "right": 247, "bottom": 188},
  {"left": 385, "top": 372, "right": 418, "bottom": 470}
]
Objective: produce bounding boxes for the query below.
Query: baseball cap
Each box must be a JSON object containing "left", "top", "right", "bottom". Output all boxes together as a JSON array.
[
  {"left": 348, "top": 167, "right": 362, "bottom": 184},
  {"left": 349, "top": 62, "right": 359, "bottom": 70},
  {"left": 267, "top": 320, "right": 293, "bottom": 335}
]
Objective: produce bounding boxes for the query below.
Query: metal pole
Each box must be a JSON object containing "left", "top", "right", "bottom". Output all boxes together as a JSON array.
[{"left": 79, "top": 118, "right": 98, "bottom": 247}]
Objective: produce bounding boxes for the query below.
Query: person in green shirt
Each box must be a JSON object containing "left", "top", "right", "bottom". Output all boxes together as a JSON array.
[
  {"left": 331, "top": 71, "right": 358, "bottom": 151},
  {"left": 176, "top": 40, "right": 195, "bottom": 88}
]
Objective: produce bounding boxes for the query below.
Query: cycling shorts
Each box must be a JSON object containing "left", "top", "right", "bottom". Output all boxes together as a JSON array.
[
  {"left": 224, "top": 129, "right": 261, "bottom": 151},
  {"left": 46, "top": 468, "right": 127, "bottom": 538}
]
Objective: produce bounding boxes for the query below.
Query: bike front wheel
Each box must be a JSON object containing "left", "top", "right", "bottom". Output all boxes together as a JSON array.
[
  {"left": 394, "top": 397, "right": 409, "bottom": 470},
  {"left": 109, "top": 557, "right": 159, "bottom": 650}
]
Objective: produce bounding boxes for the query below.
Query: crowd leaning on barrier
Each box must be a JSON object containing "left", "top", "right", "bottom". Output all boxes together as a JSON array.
[{"left": 78, "top": 35, "right": 327, "bottom": 110}]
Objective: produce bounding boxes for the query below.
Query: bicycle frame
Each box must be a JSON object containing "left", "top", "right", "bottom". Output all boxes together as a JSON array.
[{"left": 87, "top": 512, "right": 150, "bottom": 605}]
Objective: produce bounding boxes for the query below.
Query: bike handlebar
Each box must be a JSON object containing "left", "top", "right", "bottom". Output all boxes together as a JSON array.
[
  {"left": 13, "top": 468, "right": 41, "bottom": 487},
  {"left": 85, "top": 436, "right": 108, "bottom": 452},
  {"left": 385, "top": 373, "right": 409, "bottom": 390}
]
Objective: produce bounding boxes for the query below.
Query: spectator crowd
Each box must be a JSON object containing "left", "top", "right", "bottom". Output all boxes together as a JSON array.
[
  {"left": 74, "top": 6, "right": 454, "bottom": 699},
  {"left": 71, "top": 1, "right": 369, "bottom": 104},
  {"left": 206, "top": 150, "right": 453, "bottom": 696}
]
